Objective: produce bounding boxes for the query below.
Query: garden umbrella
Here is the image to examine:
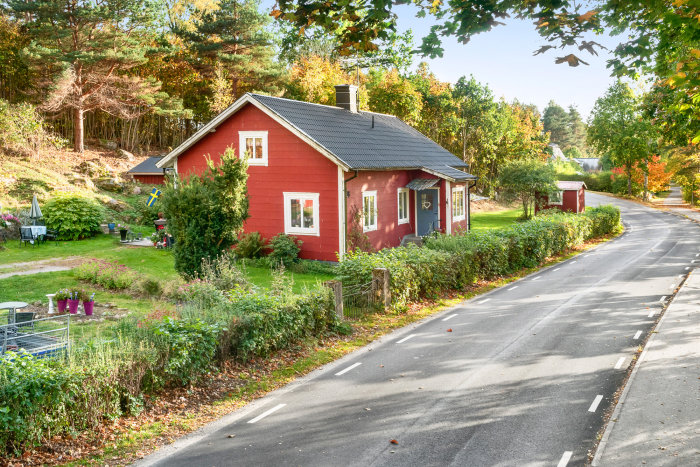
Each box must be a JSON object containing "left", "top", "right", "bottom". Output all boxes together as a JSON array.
[{"left": 29, "top": 194, "right": 42, "bottom": 225}]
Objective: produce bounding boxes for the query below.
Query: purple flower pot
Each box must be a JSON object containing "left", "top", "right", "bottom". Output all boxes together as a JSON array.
[
  {"left": 83, "top": 301, "right": 94, "bottom": 316},
  {"left": 57, "top": 299, "right": 68, "bottom": 313},
  {"left": 68, "top": 299, "right": 80, "bottom": 314}
]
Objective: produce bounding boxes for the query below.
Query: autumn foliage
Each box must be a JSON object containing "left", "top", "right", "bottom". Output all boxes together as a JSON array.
[{"left": 611, "top": 155, "right": 670, "bottom": 193}]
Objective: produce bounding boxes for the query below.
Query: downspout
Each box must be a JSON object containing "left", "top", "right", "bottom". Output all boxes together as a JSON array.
[
  {"left": 343, "top": 170, "right": 359, "bottom": 253},
  {"left": 467, "top": 178, "right": 478, "bottom": 231}
]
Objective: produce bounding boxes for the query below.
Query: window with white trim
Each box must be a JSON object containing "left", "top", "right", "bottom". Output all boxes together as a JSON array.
[
  {"left": 452, "top": 186, "right": 465, "bottom": 221},
  {"left": 283, "top": 192, "right": 319, "bottom": 235},
  {"left": 238, "top": 131, "right": 268, "bottom": 166},
  {"left": 363, "top": 191, "right": 378, "bottom": 232},
  {"left": 550, "top": 190, "right": 563, "bottom": 205},
  {"left": 397, "top": 188, "right": 409, "bottom": 224}
]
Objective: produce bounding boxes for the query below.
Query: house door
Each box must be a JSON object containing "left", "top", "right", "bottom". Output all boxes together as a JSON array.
[{"left": 416, "top": 189, "right": 439, "bottom": 236}]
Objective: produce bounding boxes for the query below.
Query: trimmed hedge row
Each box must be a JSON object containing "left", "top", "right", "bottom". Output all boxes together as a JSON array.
[
  {"left": 338, "top": 205, "right": 621, "bottom": 308},
  {"left": 0, "top": 286, "right": 338, "bottom": 455}
]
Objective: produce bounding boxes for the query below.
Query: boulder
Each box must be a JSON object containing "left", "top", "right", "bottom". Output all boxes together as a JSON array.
[
  {"left": 94, "top": 176, "right": 125, "bottom": 192},
  {"left": 75, "top": 160, "right": 102, "bottom": 177},
  {"left": 69, "top": 174, "right": 96, "bottom": 190},
  {"left": 103, "top": 141, "right": 118, "bottom": 150},
  {"left": 116, "top": 149, "right": 135, "bottom": 161},
  {"left": 104, "top": 198, "right": 129, "bottom": 212}
]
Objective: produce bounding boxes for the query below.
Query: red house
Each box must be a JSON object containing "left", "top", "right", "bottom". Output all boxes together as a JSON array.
[
  {"left": 127, "top": 157, "right": 165, "bottom": 185},
  {"left": 536, "top": 181, "right": 587, "bottom": 214},
  {"left": 157, "top": 85, "right": 477, "bottom": 261}
]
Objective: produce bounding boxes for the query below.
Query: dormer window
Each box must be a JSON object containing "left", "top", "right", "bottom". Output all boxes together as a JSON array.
[{"left": 239, "top": 131, "right": 268, "bottom": 166}]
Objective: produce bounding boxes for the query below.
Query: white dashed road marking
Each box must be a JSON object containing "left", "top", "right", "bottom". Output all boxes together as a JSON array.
[
  {"left": 248, "top": 404, "right": 286, "bottom": 424},
  {"left": 553, "top": 268, "right": 561, "bottom": 272},
  {"left": 508, "top": 286, "right": 519, "bottom": 291},
  {"left": 396, "top": 334, "right": 416, "bottom": 344},
  {"left": 557, "top": 451, "right": 573, "bottom": 467},
  {"left": 633, "top": 330, "right": 642, "bottom": 340},
  {"left": 648, "top": 310, "right": 656, "bottom": 318},
  {"left": 335, "top": 362, "right": 362, "bottom": 376},
  {"left": 614, "top": 357, "right": 625, "bottom": 369},
  {"left": 442, "top": 314, "right": 457, "bottom": 322},
  {"left": 659, "top": 296, "right": 666, "bottom": 302},
  {"left": 588, "top": 395, "right": 604, "bottom": 413},
  {"left": 531, "top": 276, "right": 541, "bottom": 281},
  {"left": 478, "top": 298, "right": 491, "bottom": 304}
]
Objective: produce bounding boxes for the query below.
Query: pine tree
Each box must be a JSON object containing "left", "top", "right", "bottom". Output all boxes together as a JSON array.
[
  {"left": 178, "top": 0, "right": 284, "bottom": 113},
  {"left": 6, "top": 0, "right": 173, "bottom": 152}
]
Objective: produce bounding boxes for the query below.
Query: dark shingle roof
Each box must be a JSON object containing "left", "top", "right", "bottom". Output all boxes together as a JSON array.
[
  {"left": 127, "top": 157, "right": 164, "bottom": 175},
  {"left": 250, "top": 94, "right": 474, "bottom": 181}
]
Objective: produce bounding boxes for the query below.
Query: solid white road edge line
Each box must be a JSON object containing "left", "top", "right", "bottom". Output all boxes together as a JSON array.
[
  {"left": 633, "top": 330, "right": 642, "bottom": 340},
  {"left": 442, "top": 314, "right": 457, "bottom": 322},
  {"left": 614, "top": 357, "right": 625, "bottom": 370},
  {"left": 248, "top": 404, "right": 286, "bottom": 424},
  {"left": 557, "top": 451, "right": 573, "bottom": 467},
  {"left": 508, "top": 286, "right": 519, "bottom": 291},
  {"left": 396, "top": 334, "right": 416, "bottom": 344},
  {"left": 335, "top": 362, "right": 362, "bottom": 376},
  {"left": 588, "top": 395, "right": 604, "bottom": 413}
]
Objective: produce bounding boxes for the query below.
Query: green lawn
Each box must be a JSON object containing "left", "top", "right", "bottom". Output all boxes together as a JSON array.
[{"left": 470, "top": 208, "right": 521, "bottom": 230}]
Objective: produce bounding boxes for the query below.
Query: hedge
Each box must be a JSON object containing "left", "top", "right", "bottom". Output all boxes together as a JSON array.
[{"left": 339, "top": 206, "right": 621, "bottom": 308}]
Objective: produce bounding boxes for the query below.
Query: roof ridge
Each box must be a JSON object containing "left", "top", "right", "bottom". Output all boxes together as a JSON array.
[{"left": 249, "top": 92, "right": 398, "bottom": 119}]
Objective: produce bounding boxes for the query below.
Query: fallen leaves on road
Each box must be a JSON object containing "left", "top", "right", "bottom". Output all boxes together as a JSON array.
[
  {"left": 446, "top": 328, "right": 452, "bottom": 332},
  {"left": 390, "top": 439, "right": 399, "bottom": 445}
]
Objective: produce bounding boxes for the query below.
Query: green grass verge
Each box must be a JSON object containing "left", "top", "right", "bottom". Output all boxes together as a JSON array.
[{"left": 470, "top": 208, "right": 521, "bottom": 230}]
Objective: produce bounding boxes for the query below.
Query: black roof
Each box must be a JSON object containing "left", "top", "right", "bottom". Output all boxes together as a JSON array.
[
  {"left": 127, "top": 157, "right": 164, "bottom": 175},
  {"left": 250, "top": 94, "right": 474, "bottom": 181}
]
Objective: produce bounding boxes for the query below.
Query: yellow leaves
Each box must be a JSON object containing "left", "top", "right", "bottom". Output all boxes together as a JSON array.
[
  {"left": 270, "top": 9, "right": 282, "bottom": 19},
  {"left": 672, "top": 0, "right": 688, "bottom": 6},
  {"left": 577, "top": 10, "right": 598, "bottom": 23},
  {"left": 690, "top": 49, "right": 700, "bottom": 59}
]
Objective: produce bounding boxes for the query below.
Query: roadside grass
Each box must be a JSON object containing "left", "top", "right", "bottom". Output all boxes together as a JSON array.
[
  {"left": 470, "top": 208, "right": 521, "bottom": 230},
  {"left": 67, "top": 227, "right": 624, "bottom": 466}
]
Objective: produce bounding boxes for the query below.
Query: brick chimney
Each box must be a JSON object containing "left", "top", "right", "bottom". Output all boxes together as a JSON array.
[{"left": 334, "top": 84, "right": 358, "bottom": 113}]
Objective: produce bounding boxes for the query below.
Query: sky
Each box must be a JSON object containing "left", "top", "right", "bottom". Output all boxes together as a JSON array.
[{"left": 390, "top": 4, "right": 621, "bottom": 119}]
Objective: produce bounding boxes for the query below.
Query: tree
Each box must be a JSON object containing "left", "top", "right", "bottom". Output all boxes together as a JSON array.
[
  {"left": 588, "top": 82, "right": 659, "bottom": 196},
  {"left": 161, "top": 147, "right": 249, "bottom": 276},
  {"left": 7, "top": 0, "right": 174, "bottom": 152},
  {"left": 498, "top": 159, "right": 557, "bottom": 219},
  {"left": 367, "top": 69, "right": 422, "bottom": 126},
  {"left": 284, "top": 55, "right": 357, "bottom": 106},
  {"left": 178, "top": 0, "right": 284, "bottom": 108},
  {"left": 543, "top": 101, "right": 570, "bottom": 148}
]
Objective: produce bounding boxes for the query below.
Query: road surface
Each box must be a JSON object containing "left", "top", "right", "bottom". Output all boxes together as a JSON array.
[{"left": 138, "top": 192, "right": 700, "bottom": 467}]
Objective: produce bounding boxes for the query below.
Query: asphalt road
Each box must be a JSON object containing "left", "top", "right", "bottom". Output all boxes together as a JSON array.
[{"left": 138, "top": 192, "right": 700, "bottom": 467}]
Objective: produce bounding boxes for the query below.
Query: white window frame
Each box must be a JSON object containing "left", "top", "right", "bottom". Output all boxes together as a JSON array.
[
  {"left": 283, "top": 192, "right": 320, "bottom": 236},
  {"left": 397, "top": 188, "right": 409, "bottom": 225},
  {"left": 451, "top": 186, "right": 466, "bottom": 221},
  {"left": 238, "top": 131, "right": 268, "bottom": 166},
  {"left": 362, "top": 190, "right": 378, "bottom": 232},
  {"left": 550, "top": 190, "right": 564, "bottom": 205}
]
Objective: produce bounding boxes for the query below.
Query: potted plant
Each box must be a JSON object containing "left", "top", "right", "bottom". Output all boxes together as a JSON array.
[
  {"left": 55, "top": 288, "right": 70, "bottom": 313},
  {"left": 107, "top": 219, "right": 116, "bottom": 233},
  {"left": 83, "top": 291, "right": 95, "bottom": 316},
  {"left": 118, "top": 223, "right": 128, "bottom": 241},
  {"left": 67, "top": 289, "right": 82, "bottom": 314}
]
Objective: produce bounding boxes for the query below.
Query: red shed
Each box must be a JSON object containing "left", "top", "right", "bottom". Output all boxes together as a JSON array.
[
  {"left": 536, "top": 181, "right": 587, "bottom": 214},
  {"left": 157, "top": 85, "right": 477, "bottom": 261},
  {"left": 127, "top": 157, "right": 165, "bottom": 185}
]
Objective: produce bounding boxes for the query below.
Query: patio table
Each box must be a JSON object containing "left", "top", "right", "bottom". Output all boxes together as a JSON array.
[
  {"left": 21, "top": 225, "right": 47, "bottom": 244},
  {"left": 0, "top": 301, "right": 29, "bottom": 325}
]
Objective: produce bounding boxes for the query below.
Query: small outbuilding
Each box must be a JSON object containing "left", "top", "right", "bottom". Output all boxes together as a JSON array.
[
  {"left": 127, "top": 157, "right": 165, "bottom": 185},
  {"left": 536, "top": 181, "right": 586, "bottom": 214}
]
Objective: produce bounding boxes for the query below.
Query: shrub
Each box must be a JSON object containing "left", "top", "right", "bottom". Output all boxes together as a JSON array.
[
  {"left": 0, "top": 99, "right": 64, "bottom": 156},
  {"left": 43, "top": 192, "right": 104, "bottom": 240},
  {"left": 235, "top": 232, "right": 265, "bottom": 259},
  {"left": 268, "top": 233, "right": 302, "bottom": 267},
  {"left": 75, "top": 259, "right": 136, "bottom": 289},
  {"left": 200, "top": 252, "right": 249, "bottom": 291},
  {"left": 161, "top": 147, "right": 249, "bottom": 277},
  {"left": 132, "top": 277, "right": 163, "bottom": 298},
  {"left": 174, "top": 279, "right": 228, "bottom": 308},
  {"left": 584, "top": 205, "right": 621, "bottom": 237}
]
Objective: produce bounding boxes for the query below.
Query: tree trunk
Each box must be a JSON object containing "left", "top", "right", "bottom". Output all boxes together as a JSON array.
[{"left": 73, "top": 107, "right": 84, "bottom": 152}]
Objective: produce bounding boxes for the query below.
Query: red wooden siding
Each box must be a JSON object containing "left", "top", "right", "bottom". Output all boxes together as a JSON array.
[
  {"left": 176, "top": 104, "right": 341, "bottom": 261},
  {"left": 536, "top": 188, "right": 585, "bottom": 214},
  {"left": 132, "top": 174, "right": 165, "bottom": 185},
  {"left": 346, "top": 170, "right": 416, "bottom": 251}
]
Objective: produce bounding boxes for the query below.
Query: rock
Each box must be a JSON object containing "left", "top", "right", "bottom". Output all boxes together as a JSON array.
[
  {"left": 69, "top": 173, "right": 96, "bottom": 190},
  {"left": 94, "top": 177, "right": 124, "bottom": 192},
  {"left": 116, "top": 149, "right": 135, "bottom": 162},
  {"left": 75, "top": 160, "right": 102, "bottom": 177},
  {"left": 103, "top": 141, "right": 118, "bottom": 150},
  {"left": 105, "top": 198, "right": 129, "bottom": 212},
  {"left": 131, "top": 185, "right": 142, "bottom": 195}
]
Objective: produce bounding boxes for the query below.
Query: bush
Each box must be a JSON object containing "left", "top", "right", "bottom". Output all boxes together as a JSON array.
[
  {"left": 43, "top": 192, "right": 104, "bottom": 240},
  {"left": 0, "top": 99, "right": 64, "bottom": 156},
  {"left": 200, "top": 252, "right": 249, "bottom": 291},
  {"left": 235, "top": 232, "right": 265, "bottom": 259},
  {"left": 75, "top": 259, "right": 136, "bottom": 289},
  {"left": 584, "top": 205, "right": 621, "bottom": 237},
  {"left": 268, "top": 233, "right": 302, "bottom": 267},
  {"left": 161, "top": 147, "right": 249, "bottom": 277},
  {"left": 174, "top": 279, "right": 228, "bottom": 308}
]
